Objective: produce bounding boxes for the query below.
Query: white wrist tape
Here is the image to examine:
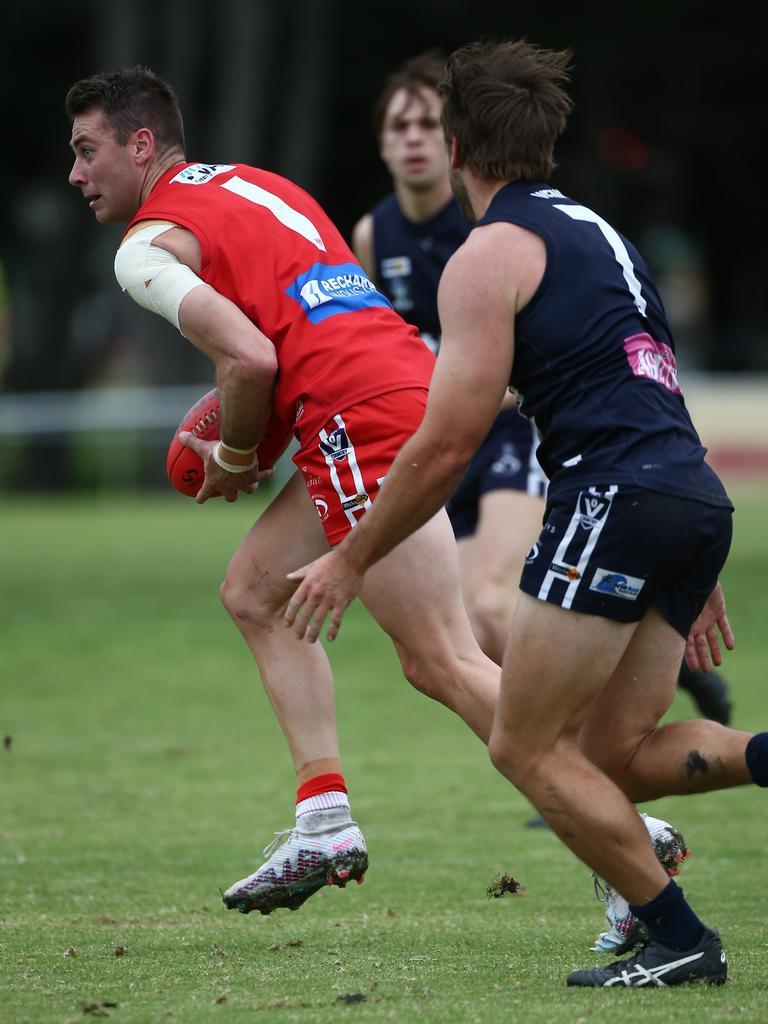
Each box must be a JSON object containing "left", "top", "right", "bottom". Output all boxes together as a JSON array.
[
  {"left": 212, "top": 442, "right": 257, "bottom": 474},
  {"left": 219, "top": 440, "right": 258, "bottom": 456},
  {"left": 114, "top": 223, "right": 204, "bottom": 332}
]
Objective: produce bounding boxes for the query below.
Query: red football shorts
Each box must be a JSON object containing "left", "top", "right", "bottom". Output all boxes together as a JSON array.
[{"left": 293, "top": 388, "right": 429, "bottom": 546}]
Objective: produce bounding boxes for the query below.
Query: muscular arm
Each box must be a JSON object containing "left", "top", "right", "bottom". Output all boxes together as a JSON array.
[
  {"left": 120, "top": 221, "right": 277, "bottom": 451},
  {"left": 337, "top": 227, "right": 518, "bottom": 570}
]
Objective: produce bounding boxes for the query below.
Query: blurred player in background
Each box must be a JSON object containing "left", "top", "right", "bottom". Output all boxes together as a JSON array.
[
  {"left": 353, "top": 50, "right": 545, "bottom": 666},
  {"left": 286, "top": 39, "right": 768, "bottom": 987},
  {"left": 65, "top": 64, "right": 502, "bottom": 917}
]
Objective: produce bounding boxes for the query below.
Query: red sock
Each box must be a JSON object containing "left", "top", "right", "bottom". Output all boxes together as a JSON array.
[{"left": 296, "top": 772, "right": 348, "bottom": 804}]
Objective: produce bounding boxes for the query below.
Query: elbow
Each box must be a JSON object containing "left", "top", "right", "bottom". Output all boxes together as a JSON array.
[
  {"left": 221, "top": 344, "right": 277, "bottom": 388},
  {"left": 431, "top": 440, "right": 475, "bottom": 483},
  {"left": 249, "top": 345, "right": 278, "bottom": 383}
]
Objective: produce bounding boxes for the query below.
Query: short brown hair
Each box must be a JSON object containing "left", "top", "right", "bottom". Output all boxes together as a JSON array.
[
  {"left": 439, "top": 39, "right": 573, "bottom": 181},
  {"left": 65, "top": 65, "right": 185, "bottom": 156},
  {"left": 372, "top": 49, "right": 446, "bottom": 137}
]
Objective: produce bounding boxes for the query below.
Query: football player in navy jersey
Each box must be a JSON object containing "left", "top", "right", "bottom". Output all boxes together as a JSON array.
[
  {"left": 353, "top": 50, "right": 732, "bottom": 718},
  {"left": 352, "top": 51, "right": 546, "bottom": 667},
  {"left": 288, "top": 39, "right": 768, "bottom": 987}
]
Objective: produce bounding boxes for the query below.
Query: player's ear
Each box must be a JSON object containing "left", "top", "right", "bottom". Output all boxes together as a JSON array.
[
  {"left": 449, "top": 135, "right": 463, "bottom": 170},
  {"left": 133, "top": 127, "right": 155, "bottom": 166}
]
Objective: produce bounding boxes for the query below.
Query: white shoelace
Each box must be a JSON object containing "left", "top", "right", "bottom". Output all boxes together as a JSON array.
[{"left": 261, "top": 828, "right": 295, "bottom": 859}]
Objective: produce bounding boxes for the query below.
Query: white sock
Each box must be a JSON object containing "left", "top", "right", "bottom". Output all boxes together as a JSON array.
[{"left": 296, "top": 791, "right": 350, "bottom": 818}]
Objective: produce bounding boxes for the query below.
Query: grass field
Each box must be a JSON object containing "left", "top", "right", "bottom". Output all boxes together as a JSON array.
[{"left": 2, "top": 484, "right": 768, "bottom": 1023}]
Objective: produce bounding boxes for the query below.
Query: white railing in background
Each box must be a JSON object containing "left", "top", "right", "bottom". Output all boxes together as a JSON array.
[{"left": 0, "top": 385, "right": 212, "bottom": 435}]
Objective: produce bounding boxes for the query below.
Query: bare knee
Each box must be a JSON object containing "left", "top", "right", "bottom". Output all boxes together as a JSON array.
[
  {"left": 395, "top": 637, "right": 482, "bottom": 705},
  {"left": 488, "top": 723, "right": 536, "bottom": 788},
  {"left": 396, "top": 643, "right": 448, "bottom": 702},
  {"left": 219, "top": 565, "right": 284, "bottom": 632}
]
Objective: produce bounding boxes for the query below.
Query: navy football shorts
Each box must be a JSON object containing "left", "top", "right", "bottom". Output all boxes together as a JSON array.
[
  {"left": 519, "top": 484, "right": 733, "bottom": 637},
  {"left": 447, "top": 407, "right": 547, "bottom": 540}
]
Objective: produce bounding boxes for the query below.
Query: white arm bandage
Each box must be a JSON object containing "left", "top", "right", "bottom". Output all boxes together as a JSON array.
[{"left": 113, "top": 223, "right": 204, "bottom": 333}]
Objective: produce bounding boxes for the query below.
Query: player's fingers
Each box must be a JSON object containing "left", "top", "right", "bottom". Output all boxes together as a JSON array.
[
  {"left": 294, "top": 594, "right": 322, "bottom": 641},
  {"left": 326, "top": 604, "right": 347, "bottom": 642},
  {"left": 706, "top": 625, "right": 722, "bottom": 666},
  {"left": 719, "top": 614, "right": 735, "bottom": 650},
  {"left": 285, "top": 582, "right": 320, "bottom": 638},
  {"left": 179, "top": 430, "right": 204, "bottom": 454},
  {"left": 283, "top": 573, "right": 308, "bottom": 626},
  {"left": 305, "top": 602, "right": 329, "bottom": 644},
  {"left": 694, "top": 632, "right": 711, "bottom": 673},
  {"left": 684, "top": 642, "right": 701, "bottom": 673}
]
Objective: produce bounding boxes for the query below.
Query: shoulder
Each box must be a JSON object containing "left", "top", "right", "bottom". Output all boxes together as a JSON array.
[
  {"left": 120, "top": 221, "right": 202, "bottom": 274},
  {"left": 351, "top": 213, "right": 376, "bottom": 278},
  {"left": 442, "top": 221, "right": 542, "bottom": 286},
  {"left": 439, "top": 221, "right": 546, "bottom": 315}
]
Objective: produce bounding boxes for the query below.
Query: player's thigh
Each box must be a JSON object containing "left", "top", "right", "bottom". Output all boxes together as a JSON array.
[
  {"left": 577, "top": 607, "right": 685, "bottom": 763},
  {"left": 224, "top": 469, "right": 329, "bottom": 612},
  {"left": 361, "top": 508, "right": 479, "bottom": 652},
  {"left": 495, "top": 592, "right": 636, "bottom": 754},
  {"left": 469, "top": 489, "right": 544, "bottom": 585}
]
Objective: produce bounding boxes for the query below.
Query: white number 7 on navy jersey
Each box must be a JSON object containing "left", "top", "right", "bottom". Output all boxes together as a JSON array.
[{"left": 554, "top": 204, "right": 646, "bottom": 316}]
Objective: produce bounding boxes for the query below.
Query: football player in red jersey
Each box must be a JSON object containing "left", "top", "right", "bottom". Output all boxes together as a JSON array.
[{"left": 66, "top": 65, "right": 501, "bottom": 916}]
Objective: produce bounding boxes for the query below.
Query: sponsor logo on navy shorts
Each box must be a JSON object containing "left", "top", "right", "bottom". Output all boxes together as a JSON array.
[{"left": 589, "top": 568, "right": 645, "bottom": 600}]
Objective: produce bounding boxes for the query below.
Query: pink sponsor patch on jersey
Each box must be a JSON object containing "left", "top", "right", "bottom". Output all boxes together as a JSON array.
[{"left": 623, "top": 333, "right": 682, "bottom": 395}]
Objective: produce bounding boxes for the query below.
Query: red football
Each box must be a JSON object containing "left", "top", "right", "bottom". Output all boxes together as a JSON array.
[{"left": 167, "top": 387, "right": 292, "bottom": 497}]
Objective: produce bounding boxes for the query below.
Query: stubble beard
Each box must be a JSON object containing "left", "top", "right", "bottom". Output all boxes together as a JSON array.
[{"left": 449, "top": 169, "right": 476, "bottom": 224}]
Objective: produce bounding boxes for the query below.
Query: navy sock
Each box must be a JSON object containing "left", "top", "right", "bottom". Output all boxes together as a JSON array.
[
  {"left": 746, "top": 732, "right": 768, "bottom": 787},
  {"left": 629, "top": 879, "right": 705, "bottom": 951}
]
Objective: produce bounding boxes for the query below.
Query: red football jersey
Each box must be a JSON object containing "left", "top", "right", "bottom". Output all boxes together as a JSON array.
[{"left": 127, "top": 162, "right": 436, "bottom": 443}]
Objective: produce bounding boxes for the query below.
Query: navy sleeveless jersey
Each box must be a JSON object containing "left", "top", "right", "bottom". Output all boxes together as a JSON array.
[
  {"left": 371, "top": 193, "right": 469, "bottom": 352},
  {"left": 475, "top": 181, "right": 731, "bottom": 508}
]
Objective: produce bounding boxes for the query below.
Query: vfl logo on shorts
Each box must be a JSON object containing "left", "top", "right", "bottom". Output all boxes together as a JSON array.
[
  {"left": 319, "top": 427, "right": 353, "bottom": 463},
  {"left": 286, "top": 263, "right": 392, "bottom": 324},
  {"left": 579, "top": 494, "right": 609, "bottom": 530},
  {"left": 590, "top": 569, "right": 645, "bottom": 601}
]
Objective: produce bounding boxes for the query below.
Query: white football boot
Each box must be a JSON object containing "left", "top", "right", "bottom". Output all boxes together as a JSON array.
[
  {"left": 591, "top": 812, "right": 690, "bottom": 953},
  {"left": 222, "top": 806, "right": 368, "bottom": 915}
]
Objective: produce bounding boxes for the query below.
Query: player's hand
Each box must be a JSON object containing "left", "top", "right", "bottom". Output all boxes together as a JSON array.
[
  {"left": 179, "top": 431, "right": 273, "bottom": 504},
  {"left": 684, "top": 581, "right": 734, "bottom": 673},
  {"left": 284, "top": 549, "right": 363, "bottom": 642}
]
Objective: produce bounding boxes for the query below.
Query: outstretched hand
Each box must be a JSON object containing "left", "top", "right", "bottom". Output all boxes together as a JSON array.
[
  {"left": 179, "top": 431, "right": 273, "bottom": 504},
  {"left": 284, "top": 549, "right": 364, "bottom": 642},
  {"left": 685, "top": 581, "right": 734, "bottom": 673}
]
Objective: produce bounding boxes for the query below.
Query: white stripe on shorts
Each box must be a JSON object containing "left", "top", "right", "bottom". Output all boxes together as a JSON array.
[
  {"left": 319, "top": 414, "right": 372, "bottom": 528},
  {"left": 537, "top": 485, "right": 618, "bottom": 608},
  {"left": 525, "top": 421, "right": 548, "bottom": 498}
]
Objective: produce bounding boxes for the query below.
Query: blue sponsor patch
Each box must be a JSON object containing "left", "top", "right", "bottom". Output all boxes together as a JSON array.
[
  {"left": 589, "top": 568, "right": 645, "bottom": 601},
  {"left": 286, "top": 262, "right": 392, "bottom": 323}
]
